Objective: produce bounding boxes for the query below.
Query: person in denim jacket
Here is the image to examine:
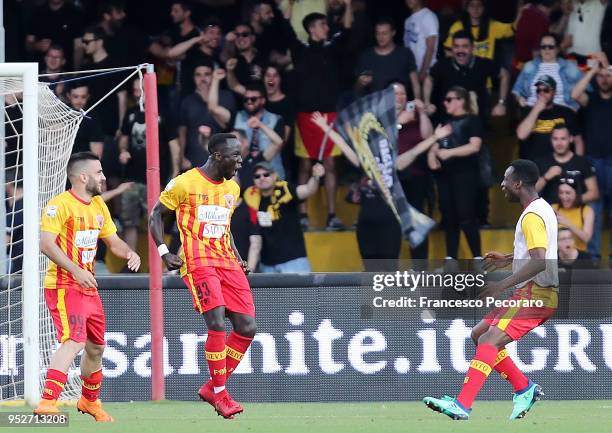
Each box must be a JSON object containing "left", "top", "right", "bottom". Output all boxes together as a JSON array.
[{"left": 513, "top": 33, "right": 584, "bottom": 111}]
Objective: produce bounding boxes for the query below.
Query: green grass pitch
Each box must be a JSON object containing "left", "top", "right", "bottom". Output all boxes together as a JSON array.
[{"left": 6, "top": 400, "right": 612, "bottom": 433}]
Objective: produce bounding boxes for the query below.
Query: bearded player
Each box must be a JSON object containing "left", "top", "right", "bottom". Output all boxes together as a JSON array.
[
  {"left": 34, "top": 152, "right": 141, "bottom": 421},
  {"left": 424, "top": 159, "right": 558, "bottom": 420},
  {"left": 149, "top": 133, "right": 256, "bottom": 419}
]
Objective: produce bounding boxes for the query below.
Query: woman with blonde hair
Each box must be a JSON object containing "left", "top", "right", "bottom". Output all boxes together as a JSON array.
[{"left": 428, "top": 86, "right": 483, "bottom": 260}]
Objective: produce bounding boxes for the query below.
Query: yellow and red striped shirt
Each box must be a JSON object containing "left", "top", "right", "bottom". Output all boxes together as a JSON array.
[
  {"left": 160, "top": 168, "right": 240, "bottom": 274},
  {"left": 40, "top": 190, "right": 116, "bottom": 293}
]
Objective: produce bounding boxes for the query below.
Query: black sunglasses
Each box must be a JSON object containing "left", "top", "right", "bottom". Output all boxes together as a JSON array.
[
  {"left": 540, "top": 44, "right": 556, "bottom": 50},
  {"left": 244, "top": 96, "right": 260, "bottom": 103},
  {"left": 254, "top": 172, "right": 271, "bottom": 179},
  {"left": 536, "top": 87, "right": 553, "bottom": 94}
]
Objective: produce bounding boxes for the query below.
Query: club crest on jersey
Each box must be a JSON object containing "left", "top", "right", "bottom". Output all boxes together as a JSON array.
[
  {"left": 96, "top": 215, "right": 104, "bottom": 228},
  {"left": 45, "top": 205, "right": 58, "bottom": 218},
  {"left": 224, "top": 194, "right": 235, "bottom": 209}
]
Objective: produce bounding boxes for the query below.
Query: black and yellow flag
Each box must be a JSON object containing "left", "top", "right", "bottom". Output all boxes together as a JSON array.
[{"left": 335, "top": 88, "right": 434, "bottom": 247}]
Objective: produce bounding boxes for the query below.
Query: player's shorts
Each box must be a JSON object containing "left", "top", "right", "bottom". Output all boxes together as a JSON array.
[
  {"left": 295, "top": 111, "right": 341, "bottom": 159},
  {"left": 484, "top": 282, "right": 557, "bottom": 341},
  {"left": 182, "top": 267, "right": 255, "bottom": 317},
  {"left": 44, "top": 288, "right": 106, "bottom": 345}
]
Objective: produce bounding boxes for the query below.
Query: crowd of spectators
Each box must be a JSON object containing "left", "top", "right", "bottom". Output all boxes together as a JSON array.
[{"left": 4, "top": 0, "right": 612, "bottom": 272}]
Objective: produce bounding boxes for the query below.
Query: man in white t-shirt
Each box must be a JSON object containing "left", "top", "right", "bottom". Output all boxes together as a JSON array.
[
  {"left": 566, "top": 0, "right": 607, "bottom": 56},
  {"left": 403, "top": 0, "right": 439, "bottom": 83}
]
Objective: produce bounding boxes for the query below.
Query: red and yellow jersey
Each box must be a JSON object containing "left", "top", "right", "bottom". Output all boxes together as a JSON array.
[
  {"left": 160, "top": 168, "right": 240, "bottom": 275},
  {"left": 40, "top": 191, "right": 116, "bottom": 293}
]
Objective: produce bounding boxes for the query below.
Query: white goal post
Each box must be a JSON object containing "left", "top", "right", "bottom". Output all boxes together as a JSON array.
[
  {"left": 2, "top": 63, "right": 40, "bottom": 405},
  {"left": 1, "top": 62, "right": 85, "bottom": 405}
]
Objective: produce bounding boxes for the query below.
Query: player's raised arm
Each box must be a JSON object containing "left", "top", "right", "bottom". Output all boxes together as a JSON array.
[
  {"left": 100, "top": 233, "right": 141, "bottom": 272},
  {"left": 40, "top": 230, "right": 97, "bottom": 289},
  {"left": 149, "top": 199, "right": 183, "bottom": 270}
]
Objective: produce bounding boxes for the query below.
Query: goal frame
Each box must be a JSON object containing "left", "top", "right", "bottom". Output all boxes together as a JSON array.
[
  {"left": 1, "top": 63, "right": 163, "bottom": 404},
  {"left": 0, "top": 63, "right": 40, "bottom": 405}
]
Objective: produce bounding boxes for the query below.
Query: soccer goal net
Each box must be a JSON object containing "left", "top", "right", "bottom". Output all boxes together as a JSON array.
[{"left": 1, "top": 63, "right": 83, "bottom": 404}]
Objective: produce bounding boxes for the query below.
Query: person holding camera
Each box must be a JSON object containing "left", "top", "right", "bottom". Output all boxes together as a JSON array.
[
  {"left": 427, "top": 86, "right": 483, "bottom": 260},
  {"left": 393, "top": 82, "right": 434, "bottom": 262}
]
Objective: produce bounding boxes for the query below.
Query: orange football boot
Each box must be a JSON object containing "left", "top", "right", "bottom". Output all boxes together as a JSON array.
[
  {"left": 34, "top": 399, "right": 60, "bottom": 415},
  {"left": 76, "top": 397, "right": 114, "bottom": 422}
]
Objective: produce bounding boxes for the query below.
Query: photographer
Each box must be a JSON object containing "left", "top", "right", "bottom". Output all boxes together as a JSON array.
[{"left": 427, "top": 86, "right": 482, "bottom": 260}]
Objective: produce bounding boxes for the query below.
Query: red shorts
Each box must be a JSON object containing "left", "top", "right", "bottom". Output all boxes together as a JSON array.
[
  {"left": 44, "top": 288, "right": 106, "bottom": 345},
  {"left": 182, "top": 267, "right": 255, "bottom": 316},
  {"left": 484, "top": 290, "right": 556, "bottom": 341}
]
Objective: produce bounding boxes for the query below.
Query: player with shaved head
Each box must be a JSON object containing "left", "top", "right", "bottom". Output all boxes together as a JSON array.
[{"left": 149, "top": 133, "right": 256, "bottom": 419}]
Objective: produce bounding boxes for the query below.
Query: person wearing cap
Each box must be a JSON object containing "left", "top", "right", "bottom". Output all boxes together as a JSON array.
[
  {"left": 243, "top": 161, "right": 324, "bottom": 273},
  {"left": 512, "top": 32, "right": 583, "bottom": 110},
  {"left": 516, "top": 73, "right": 584, "bottom": 161}
]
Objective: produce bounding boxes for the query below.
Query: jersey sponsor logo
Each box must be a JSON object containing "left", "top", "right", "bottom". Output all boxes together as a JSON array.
[
  {"left": 202, "top": 223, "right": 225, "bottom": 239},
  {"left": 81, "top": 249, "right": 97, "bottom": 264},
  {"left": 46, "top": 205, "right": 58, "bottom": 217},
  {"left": 197, "top": 205, "right": 230, "bottom": 224},
  {"left": 224, "top": 194, "right": 235, "bottom": 209},
  {"left": 74, "top": 229, "right": 100, "bottom": 249},
  {"left": 96, "top": 214, "right": 104, "bottom": 228}
]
